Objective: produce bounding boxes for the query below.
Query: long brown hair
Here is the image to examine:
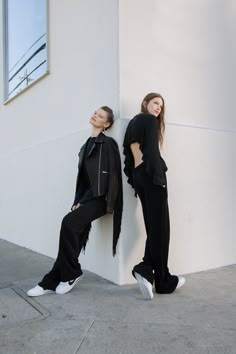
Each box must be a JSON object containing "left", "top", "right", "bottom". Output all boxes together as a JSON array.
[{"left": 141, "top": 93, "right": 165, "bottom": 147}]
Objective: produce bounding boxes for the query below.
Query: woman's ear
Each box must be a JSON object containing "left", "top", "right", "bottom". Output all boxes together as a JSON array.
[{"left": 104, "top": 122, "right": 110, "bottom": 130}]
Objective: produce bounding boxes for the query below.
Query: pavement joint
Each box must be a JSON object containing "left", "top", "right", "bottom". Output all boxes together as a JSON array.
[
  {"left": 0, "top": 285, "right": 49, "bottom": 331},
  {"left": 75, "top": 320, "right": 95, "bottom": 354}
]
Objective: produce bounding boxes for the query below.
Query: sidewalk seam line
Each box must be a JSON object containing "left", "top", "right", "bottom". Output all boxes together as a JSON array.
[{"left": 75, "top": 320, "right": 95, "bottom": 353}]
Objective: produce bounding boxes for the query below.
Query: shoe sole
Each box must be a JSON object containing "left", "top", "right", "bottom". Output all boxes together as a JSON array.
[
  {"left": 27, "top": 290, "right": 55, "bottom": 297},
  {"left": 56, "top": 274, "right": 83, "bottom": 295},
  {"left": 134, "top": 272, "right": 153, "bottom": 300}
]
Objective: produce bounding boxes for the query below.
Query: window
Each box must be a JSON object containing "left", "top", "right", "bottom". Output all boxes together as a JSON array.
[{"left": 2, "top": 0, "right": 49, "bottom": 102}]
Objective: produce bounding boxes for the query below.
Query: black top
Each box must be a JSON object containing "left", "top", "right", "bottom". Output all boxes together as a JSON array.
[
  {"left": 123, "top": 113, "right": 167, "bottom": 188},
  {"left": 77, "top": 137, "right": 96, "bottom": 204}
]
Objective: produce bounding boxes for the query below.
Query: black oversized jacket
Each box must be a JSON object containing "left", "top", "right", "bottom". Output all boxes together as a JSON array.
[{"left": 73, "top": 132, "right": 123, "bottom": 255}]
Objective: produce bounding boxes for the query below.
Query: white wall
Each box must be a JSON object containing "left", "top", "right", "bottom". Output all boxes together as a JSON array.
[
  {"left": 0, "top": 0, "right": 121, "bottom": 283},
  {"left": 119, "top": 0, "right": 236, "bottom": 284},
  {"left": 1, "top": 0, "right": 235, "bottom": 286}
]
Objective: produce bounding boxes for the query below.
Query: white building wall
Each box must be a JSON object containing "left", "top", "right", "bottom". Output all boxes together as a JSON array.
[
  {"left": 0, "top": 0, "right": 235, "bottom": 285},
  {"left": 119, "top": 0, "right": 236, "bottom": 284},
  {"left": 0, "top": 0, "right": 121, "bottom": 283}
]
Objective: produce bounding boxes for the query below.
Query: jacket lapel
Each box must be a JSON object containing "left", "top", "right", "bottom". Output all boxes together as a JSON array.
[
  {"left": 87, "top": 132, "right": 105, "bottom": 157},
  {"left": 78, "top": 143, "right": 86, "bottom": 170}
]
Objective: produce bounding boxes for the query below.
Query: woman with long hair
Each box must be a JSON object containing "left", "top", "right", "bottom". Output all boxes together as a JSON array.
[
  {"left": 123, "top": 93, "right": 185, "bottom": 300},
  {"left": 28, "top": 106, "right": 123, "bottom": 296}
]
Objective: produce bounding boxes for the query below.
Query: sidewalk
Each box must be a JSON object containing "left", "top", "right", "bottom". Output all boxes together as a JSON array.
[{"left": 0, "top": 238, "right": 235, "bottom": 354}]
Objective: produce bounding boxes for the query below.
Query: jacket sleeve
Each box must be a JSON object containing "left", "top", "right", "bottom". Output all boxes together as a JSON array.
[
  {"left": 142, "top": 115, "right": 167, "bottom": 187},
  {"left": 73, "top": 172, "right": 80, "bottom": 206},
  {"left": 106, "top": 139, "right": 122, "bottom": 213},
  {"left": 72, "top": 172, "right": 86, "bottom": 208},
  {"left": 106, "top": 138, "right": 123, "bottom": 256},
  {"left": 72, "top": 144, "right": 86, "bottom": 206}
]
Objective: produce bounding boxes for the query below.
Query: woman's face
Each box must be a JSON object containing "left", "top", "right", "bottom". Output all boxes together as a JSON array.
[
  {"left": 145, "top": 97, "right": 163, "bottom": 117},
  {"left": 89, "top": 108, "right": 110, "bottom": 130}
]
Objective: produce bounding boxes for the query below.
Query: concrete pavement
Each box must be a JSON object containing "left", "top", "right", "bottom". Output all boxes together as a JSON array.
[{"left": 0, "top": 238, "right": 235, "bottom": 354}]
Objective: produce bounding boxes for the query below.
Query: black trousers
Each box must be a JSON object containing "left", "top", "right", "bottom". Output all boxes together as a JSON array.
[
  {"left": 133, "top": 163, "right": 178, "bottom": 293},
  {"left": 38, "top": 197, "right": 107, "bottom": 291}
]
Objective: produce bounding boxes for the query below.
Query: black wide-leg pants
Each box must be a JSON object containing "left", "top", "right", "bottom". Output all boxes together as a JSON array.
[
  {"left": 38, "top": 197, "right": 107, "bottom": 291},
  {"left": 133, "top": 163, "right": 178, "bottom": 293}
]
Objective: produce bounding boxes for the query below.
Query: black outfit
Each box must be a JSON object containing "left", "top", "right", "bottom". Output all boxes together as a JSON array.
[
  {"left": 123, "top": 113, "right": 178, "bottom": 294},
  {"left": 39, "top": 133, "right": 123, "bottom": 291}
]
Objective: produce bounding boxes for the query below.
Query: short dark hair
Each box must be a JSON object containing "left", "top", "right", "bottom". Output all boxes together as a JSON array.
[{"left": 101, "top": 106, "right": 114, "bottom": 130}]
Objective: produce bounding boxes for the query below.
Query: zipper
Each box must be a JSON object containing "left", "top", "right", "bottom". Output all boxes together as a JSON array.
[{"left": 98, "top": 144, "right": 102, "bottom": 195}]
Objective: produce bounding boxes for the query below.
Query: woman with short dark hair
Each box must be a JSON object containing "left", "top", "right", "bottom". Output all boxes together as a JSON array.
[{"left": 28, "top": 106, "right": 123, "bottom": 296}]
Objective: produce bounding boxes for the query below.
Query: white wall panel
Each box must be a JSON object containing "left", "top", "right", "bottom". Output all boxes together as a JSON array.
[
  {"left": 119, "top": 0, "right": 236, "bottom": 132},
  {"left": 0, "top": 0, "right": 121, "bottom": 284},
  {"left": 119, "top": 0, "right": 236, "bottom": 284}
]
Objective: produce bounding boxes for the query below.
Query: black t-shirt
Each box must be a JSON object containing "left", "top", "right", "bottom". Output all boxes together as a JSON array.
[
  {"left": 123, "top": 113, "right": 167, "bottom": 188},
  {"left": 78, "top": 137, "right": 96, "bottom": 204}
]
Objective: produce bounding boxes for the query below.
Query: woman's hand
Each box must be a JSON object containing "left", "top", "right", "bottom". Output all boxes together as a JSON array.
[{"left": 72, "top": 203, "right": 80, "bottom": 211}]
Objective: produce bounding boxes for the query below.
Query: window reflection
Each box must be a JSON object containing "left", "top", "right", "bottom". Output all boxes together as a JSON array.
[{"left": 3, "top": 0, "right": 48, "bottom": 101}]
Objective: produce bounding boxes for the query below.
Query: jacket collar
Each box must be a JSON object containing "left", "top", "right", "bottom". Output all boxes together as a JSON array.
[
  {"left": 85, "top": 132, "right": 105, "bottom": 157},
  {"left": 94, "top": 132, "right": 105, "bottom": 143},
  {"left": 79, "top": 133, "right": 105, "bottom": 159}
]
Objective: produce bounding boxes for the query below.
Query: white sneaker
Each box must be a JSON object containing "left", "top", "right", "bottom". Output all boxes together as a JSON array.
[
  {"left": 27, "top": 285, "right": 54, "bottom": 297},
  {"left": 134, "top": 272, "right": 153, "bottom": 300},
  {"left": 56, "top": 274, "right": 83, "bottom": 295},
  {"left": 176, "top": 276, "right": 186, "bottom": 290}
]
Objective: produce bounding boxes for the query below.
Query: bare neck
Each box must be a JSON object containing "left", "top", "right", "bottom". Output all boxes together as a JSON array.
[{"left": 90, "top": 127, "right": 104, "bottom": 137}]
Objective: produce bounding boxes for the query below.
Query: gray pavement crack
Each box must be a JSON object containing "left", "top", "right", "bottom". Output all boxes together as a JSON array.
[{"left": 75, "top": 320, "right": 95, "bottom": 353}]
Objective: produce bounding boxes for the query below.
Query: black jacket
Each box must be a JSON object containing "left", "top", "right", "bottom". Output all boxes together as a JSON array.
[{"left": 73, "top": 133, "right": 123, "bottom": 255}]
